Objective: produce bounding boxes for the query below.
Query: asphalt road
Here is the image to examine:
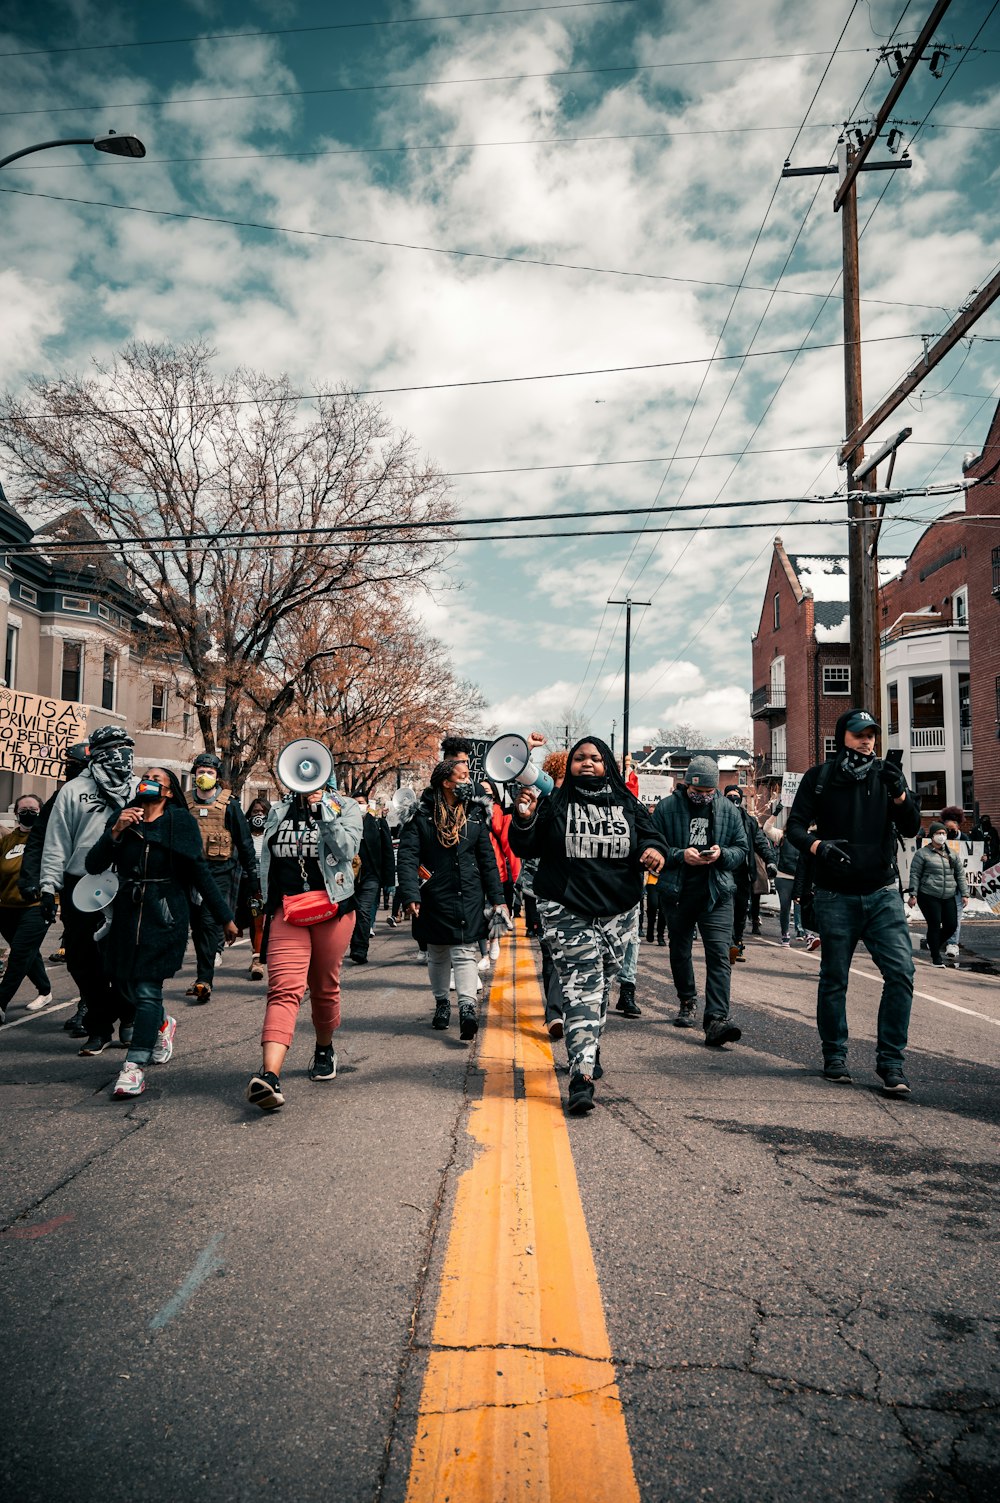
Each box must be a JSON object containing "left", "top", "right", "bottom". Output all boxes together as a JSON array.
[{"left": 1, "top": 912, "right": 998, "bottom": 1503}]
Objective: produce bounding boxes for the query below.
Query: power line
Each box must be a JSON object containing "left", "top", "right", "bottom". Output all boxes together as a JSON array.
[
  {"left": 0, "top": 3, "right": 639, "bottom": 58},
  {"left": 0, "top": 48, "right": 880, "bottom": 120}
]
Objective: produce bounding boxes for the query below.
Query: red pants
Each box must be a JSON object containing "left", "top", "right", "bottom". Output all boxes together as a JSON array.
[{"left": 261, "top": 909, "right": 356, "bottom": 1049}]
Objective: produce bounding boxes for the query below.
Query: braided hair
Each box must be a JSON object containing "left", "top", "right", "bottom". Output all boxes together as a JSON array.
[{"left": 430, "top": 758, "right": 468, "bottom": 848}]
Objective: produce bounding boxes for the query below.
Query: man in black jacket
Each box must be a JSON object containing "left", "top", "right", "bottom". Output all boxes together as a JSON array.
[
  {"left": 786, "top": 708, "right": 921, "bottom": 1095},
  {"left": 187, "top": 752, "right": 259, "bottom": 1003},
  {"left": 349, "top": 798, "right": 396, "bottom": 964}
]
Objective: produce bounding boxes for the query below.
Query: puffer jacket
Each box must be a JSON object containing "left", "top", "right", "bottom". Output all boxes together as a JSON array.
[
  {"left": 908, "top": 844, "right": 967, "bottom": 901},
  {"left": 649, "top": 789, "right": 749, "bottom": 907}
]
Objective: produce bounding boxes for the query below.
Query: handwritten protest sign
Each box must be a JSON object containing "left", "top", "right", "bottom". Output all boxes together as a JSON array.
[
  {"left": 0, "top": 689, "right": 88, "bottom": 778},
  {"left": 980, "top": 862, "right": 1000, "bottom": 915},
  {"left": 780, "top": 772, "right": 803, "bottom": 809}
]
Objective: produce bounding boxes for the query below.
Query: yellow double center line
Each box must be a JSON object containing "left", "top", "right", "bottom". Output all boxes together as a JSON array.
[{"left": 405, "top": 932, "right": 640, "bottom": 1502}]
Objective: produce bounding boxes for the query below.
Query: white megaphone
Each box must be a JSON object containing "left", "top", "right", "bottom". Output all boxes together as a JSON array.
[
  {"left": 275, "top": 738, "right": 335, "bottom": 795},
  {"left": 389, "top": 786, "right": 416, "bottom": 823},
  {"left": 73, "top": 870, "right": 120, "bottom": 941},
  {"left": 484, "top": 733, "right": 555, "bottom": 797}
]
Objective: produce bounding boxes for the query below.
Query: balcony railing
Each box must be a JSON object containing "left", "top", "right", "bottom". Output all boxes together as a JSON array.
[
  {"left": 911, "top": 726, "right": 946, "bottom": 750},
  {"left": 750, "top": 684, "right": 787, "bottom": 718},
  {"left": 756, "top": 753, "right": 787, "bottom": 777},
  {"left": 961, "top": 725, "right": 972, "bottom": 749}
]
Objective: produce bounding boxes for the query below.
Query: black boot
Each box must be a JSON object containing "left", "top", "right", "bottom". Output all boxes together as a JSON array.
[
  {"left": 431, "top": 998, "right": 451, "bottom": 1030},
  {"left": 459, "top": 1003, "right": 479, "bottom": 1040},
  {"left": 616, "top": 981, "right": 641, "bottom": 1017}
]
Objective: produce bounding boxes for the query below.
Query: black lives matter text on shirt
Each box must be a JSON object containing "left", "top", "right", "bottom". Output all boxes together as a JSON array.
[
  {"left": 268, "top": 808, "right": 326, "bottom": 901},
  {"left": 565, "top": 801, "right": 632, "bottom": 862}
]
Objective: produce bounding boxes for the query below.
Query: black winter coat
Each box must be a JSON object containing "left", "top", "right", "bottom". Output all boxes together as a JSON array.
[
  {"left": 396, "top": 793, "right": 503, "bottom": 946},
  {"left": 86, "top": 806, "right": 235, "bottom": 982}
]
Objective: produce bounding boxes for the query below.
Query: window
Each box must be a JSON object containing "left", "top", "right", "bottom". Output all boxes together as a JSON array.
[
  {"left": 773, "top": 593, "right": 780, "bottom": 630},
  {"left": 953, "top": 587, "right": 968, "bottom": 625},
  {"left": 101, "top": 649, "right": 117, "bottom": 712},
  {"left": 962, "top": 770, "right": 974, "bottom": 811},
  {"left": 914, "top": 769, "right": 947, "bottom": 809},
  {"left": 992, "top": 546, "right": 1000, "bottom": 597},
  {"left": 19, "top": 584, "right": 37, "bottom": 605},
  {"left": 770, "top": 722, "right": 786, "bottom": 772},
  {"left": 4, "top": 625, "right": 17, "bottom": 689},
  {"left": 151, "top": 682, "right": 168, "bottom": 728},
  {"left": 959, "top": 673, "right": 971, "bottom": 746},
  {"left": 62, "top": 595, "right": 90, "bottom": 612},
  {"left": 61, "top": 641, "right": 83, "bottom": 702},
  {"left": 887, "top": 682, "right": 898, "bottom": 736},
  {"left": 97, "top": 604, "right": 110, "bottom": 621},
  {"left": 822, "top": 665, "right": 851, "bottom": 696},
  {"left": 183, "top": 711, "right": 191, "bottom": 738},
  {"left": 911, "top": 673, "right": 944, "bottom": 730},
  {"left": 824, "top": 736, "right": 837, "bottom": 757}
]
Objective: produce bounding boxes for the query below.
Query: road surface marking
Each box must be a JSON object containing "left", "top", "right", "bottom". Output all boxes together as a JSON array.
[
  {"left": 149, "top": 1234, "right": 225, "bottom": 1330},
  {"left": 1, "top": 998, "right": 79, "bottom": 1029},
  {"left": 405, "top": 933, "right": 639, "bottom": 1503}
]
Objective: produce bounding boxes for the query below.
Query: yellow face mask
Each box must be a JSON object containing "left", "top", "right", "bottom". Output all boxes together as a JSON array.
[{"left": 195, "top": 771, "right": 218, "bottom": 792}]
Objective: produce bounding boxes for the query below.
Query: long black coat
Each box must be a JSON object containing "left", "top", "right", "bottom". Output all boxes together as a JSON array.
[
  {"left": 85, "top": 806, "right": 234, "bottom": 982},
  {"left": 396, "top": 792, "right": 503, "bottom": 946}
]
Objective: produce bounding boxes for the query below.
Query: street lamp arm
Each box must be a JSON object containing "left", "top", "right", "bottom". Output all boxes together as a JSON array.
[{"left": 0, "top": 138, "right": 95, "bottom": 170}]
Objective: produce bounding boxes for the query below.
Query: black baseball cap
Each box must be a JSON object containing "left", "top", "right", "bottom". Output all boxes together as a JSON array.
[{"left": 844, "top": 709, "right": 880, "bottom": 734}]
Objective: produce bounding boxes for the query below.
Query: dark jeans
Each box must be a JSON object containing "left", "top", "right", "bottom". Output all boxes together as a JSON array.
[
  {"left": 732, "top": 874, "right": 751, "bottom": 945},
  {"left": 350, "top": 875, "right": 382, "bottom": 959},
  {"left": 0, "top": 904, "right": 51, "bottom": 1008},
  {"left": 775, "top": 876, "right": 806, "bottom": 939},
  {"left": 645, "top": 885, "right": 666, "bottom": 942},
  {"left": 62, "top": 874, "right": 132, "bottom": 1039},
  {"left": 665, "top": 894, "right": 734, "bottom": 1022},
  {"left": 190, "top": 861, "right": 239, "bottom": 984},
  {"left": 123, "top": 979, "right": 165, "bottom": 1065},
  {"left": 813, "top": 885, "right": 914, "bottom": 1072},
  {"left": 523, "top": 892, "right": 539, "bottom": 934},
  {"left": 916, "top": 893, "right": 957, "bottom": 964}
]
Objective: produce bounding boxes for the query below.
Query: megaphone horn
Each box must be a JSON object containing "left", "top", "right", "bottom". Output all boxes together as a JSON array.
[
  {"left": 275, "top": 738, "right": 335, "bottom": 794},
  {"left": 484, "top": 733, "right": 555, "bottom": 798}
]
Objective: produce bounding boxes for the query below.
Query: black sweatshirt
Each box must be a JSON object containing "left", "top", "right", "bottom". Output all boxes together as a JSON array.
[
  {"left": 786, "top": 760, "right": 921, "bottom": 895},
  {"left": 509, "top": 790, "right": 665, "bottom": 919}
]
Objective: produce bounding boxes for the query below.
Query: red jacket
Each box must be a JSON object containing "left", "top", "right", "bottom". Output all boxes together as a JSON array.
[{"left": 489, "top": 803, "right": 521, "bottom": 885}]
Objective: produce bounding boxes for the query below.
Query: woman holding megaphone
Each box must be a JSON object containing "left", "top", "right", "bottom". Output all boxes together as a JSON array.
[{"left": 246, "top": 747, "right": 363, "bottom": 1112}]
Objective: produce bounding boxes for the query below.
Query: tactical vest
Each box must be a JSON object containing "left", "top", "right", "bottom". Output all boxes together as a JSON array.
[{"left": 194, "top": 791, "right": 234, "bottom": 861}]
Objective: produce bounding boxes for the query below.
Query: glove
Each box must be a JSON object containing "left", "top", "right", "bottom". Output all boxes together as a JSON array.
[
  {"left": 816, "top": 840, "right": 852, "bottom": 868},
  {"left": 879, "top": 760, "right": 907, "bottom": 798},
  {"left": 40, "top": 891, "right": 58, "bottom": 926},
  {"left": 766, "top": 863, "right": 778, "bottom": 879},
  {"left": 19, "top": 884, "right": 40, "bottom": 904}
]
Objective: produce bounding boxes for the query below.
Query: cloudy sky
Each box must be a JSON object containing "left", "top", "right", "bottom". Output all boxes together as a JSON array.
[{"left": 2, "top": 0, "right": 999, "bottom": 750}]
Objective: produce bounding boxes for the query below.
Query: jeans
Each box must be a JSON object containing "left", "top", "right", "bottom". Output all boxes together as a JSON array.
[
  {"left": 775, "top": 875, "right": 806, "bottom": 939},
  {"left": 916, "top": 893, "right": 957, "bottom": 964},
  {"left": 123, "top": 980, "right": 165, "bottom": 1065},
  {"left": 813, "top": 885, "right": 914, "bottom": 1071},
  {"left": 645, "top": 885, "right": 665, "bottom": 942},
  {"left": 350, "top": 874, "right": 382, "bottom": 960},
  {"left": 0, "top": 905, "right": 51, "bottom": 1008},
  {"left": 427, "top": 942, "right": 480, "bottom": 1006},
  {"left": 665, "top": 893, "right": 734, "bottom": 1022},
  {"left": 618, "top": 902, "right": 641, "bottom": 984},
  {"left": 732, "top": 874, "right": 752, "bottom": 945},
  {"left": 190, "top": 860, "right": 239, "bottom": 985}
]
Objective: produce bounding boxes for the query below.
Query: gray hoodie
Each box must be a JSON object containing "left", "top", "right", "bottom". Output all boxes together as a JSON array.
[{"left": 39, "top": 769, "right": 132, "bottom": 891}]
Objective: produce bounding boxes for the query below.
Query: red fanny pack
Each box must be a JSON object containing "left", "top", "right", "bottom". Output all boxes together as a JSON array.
[{"left": 282, "top": 891, "right": 339, "bottom": 927}]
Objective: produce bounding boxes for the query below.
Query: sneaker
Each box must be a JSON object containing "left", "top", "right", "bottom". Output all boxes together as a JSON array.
[
  {"left": 64, "top": 1005, "right": 87, "bottom": 1034},
  {"left": 432, "top": 998, "right": 451, "bottom": 1030},
  {"left": 458, "top": 1003, "right": 478, "bottom": 1041},
  {"left": 806, "top": 936, "right": 821, "bottom": 953},
  {"left": 151, "top": 1015, "right": 177, "bottom": 1065},
  {"left": 932, "top": 958, "right": 945, "bottom": 968},
  {"left": 780, "top": 934, "right": 791, "bottom": 948},
  {"left": 880, "top": 1070, "right": 911, "bottom": 1097},
  {"left": 26, "top": 992, "right": 54, "bottom": 1012},
  {"left": 249, "top": 959, "right": 265, "bottom": 980},
  {"left": 673, "top": 1000, "right": 697, "bottom": 1028},
  {"left": 704, "top": 1018, "right": 742, "bottom": 1048},
  {"left": 191, "top": 982, "right": 211, "bottom": 1004},
  {"left": 48, "top": 947, "right": 66, "bottom": 964},
  {"left": 309, "top": 1044, "right": 337, "bottom": 1081},
  {"left": 246, "top": 1070, "right": 284, "bottom": 1111},
  {"left": 567, "top": 1073, "right": 595, "bottom": 1114},
  {"left": 945, "top": 942, "right": 959, "bottom": 959},
  {"left": 79, "top": 1036, "right": 111, "bottom": 1056},
  {"left": 349, "top": 953, "right": 368, "bottom": 965},
  {"left": 616, "top": 982, "right": 641, "bottom": 1018},
  {"left": 386, "top": 916, "right": 398, "bottom": 928},
  {"left": 112, "top": 1063, "right": 145, "bottom": 1098},
  {"left": 546, "top": 1017, "right": 564, "bottom": 1041},
  {"left": 477, "top": 955, "right": 491, "bottom": 974},
  {"left": 751, "top": 926, "right": 763, "bottom": 936},
  {"left": 489, "top": 939, "right": 500, "bottom": 962},
  {"left": 822, "top": 1061, "right": 852, "bottom": 1083}
]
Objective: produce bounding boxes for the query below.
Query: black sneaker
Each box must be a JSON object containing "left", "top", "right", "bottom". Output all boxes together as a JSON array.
[
  {"left": 673, "top": 1000, "right": 697, "bottom": 1028},
  {"left": 246, "top": 1070, "right": 284, "bottom": 1111},
  {"left": 432, "top": 998, "right": 451, "bottom": 1030},
  {"left": 567, "top": 1074, "right": 595, "bottom": 1114},
  {"left": 823, "top": 1061, "right": 853, "bottom": 1083},
  {"left": 309, "top": 1045, "right": 337, "bottom": 1082},
  {"left": 78, "top": 1036, "right": 112, "bottom": 1056},
  {"left": 879, "top": 1070, "right": 911, "bottom": 1097},
  {"left": 458, "top": 1003, "right": 478, "bottom": 1041},
  {"left": 616, "top": 982, "right": 642, "bottom": 1018},
  {"left": 386, "top": 916, "right": 398, "bottom": 928},
  {"left": 704, "top": 1018, "right": 742, "bottom": 1048}
]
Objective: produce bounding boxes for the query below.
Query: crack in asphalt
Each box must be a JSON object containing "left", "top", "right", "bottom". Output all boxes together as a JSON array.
[
  {"left": 0, "top": 1115, "right": 150, "bottom": 1233},
  {"left": 417, "top": 1378, "right": 621, "bottom": 1418}
]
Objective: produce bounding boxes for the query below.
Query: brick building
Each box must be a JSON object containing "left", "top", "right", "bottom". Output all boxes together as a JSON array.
[
  {"left": 750, "top": 538, "right": 905, "bottom": 782},
  {"left": 962, "top": 401, "right": 1000, "bottom": 822}
]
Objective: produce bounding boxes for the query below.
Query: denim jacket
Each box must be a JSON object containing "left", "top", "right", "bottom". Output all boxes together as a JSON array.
[{"left": 258, "top": 791, "right": 363, "bottom": 907}]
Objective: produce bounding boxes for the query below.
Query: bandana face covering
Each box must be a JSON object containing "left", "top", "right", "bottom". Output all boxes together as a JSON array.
[
  {"left": 90, "top": 743, "right": 134, "bottom": 808},
  {"left": 686, "top": 787, "right": 714, "bottom": 808},
  {"left": 841, "top": 747, "right": 875, "bottom": 782},
  {"left": 573, "top": 774, "right": 611, "bottom": 797}
]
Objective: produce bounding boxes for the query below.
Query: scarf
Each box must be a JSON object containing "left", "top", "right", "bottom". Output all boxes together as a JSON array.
[
  {"left": 89, "top": 745, "right": 134, "bottom": 809},
  {"left": 840, "top": 748, "right": 876, "bottom": 784}
]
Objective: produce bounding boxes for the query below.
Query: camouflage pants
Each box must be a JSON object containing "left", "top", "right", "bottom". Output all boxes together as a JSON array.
[{"left": 536, "top": 900, "right": 635, "bottom": 1078}]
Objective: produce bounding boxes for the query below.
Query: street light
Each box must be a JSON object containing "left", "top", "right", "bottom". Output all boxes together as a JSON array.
[{"left": 0, "top": 130, "right": 145, "bottom": 170}]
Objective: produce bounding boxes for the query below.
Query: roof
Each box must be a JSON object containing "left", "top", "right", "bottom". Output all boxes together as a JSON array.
[
  {"left": 787, "top": 553, "right": 907, "bottom": 644},
  {"left": 635, "top": 744, "right": 753, "bottom": 769}
]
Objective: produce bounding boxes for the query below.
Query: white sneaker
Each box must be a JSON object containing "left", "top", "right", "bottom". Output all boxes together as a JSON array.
[
  {"left": 945, "top": 943, "right": 959, "bottom": 959},
  {"left": 151, "top": 1015, "right": 177, "bottom": 1064},
  {"left": 477, "top": 955, "right": 491, "bottom": 973},
  {"left": 26, "top": 992, "right": 54, "bottom": 1012},
  {"left": 112, "top": 1063, "right": 145, "bottom": 1098},
  {"left": 489, "top": 939, "right": 500, "bottom": 962}
]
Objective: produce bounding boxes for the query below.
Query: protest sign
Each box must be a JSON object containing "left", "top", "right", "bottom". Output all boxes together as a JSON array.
[
  {"left": 0, "top": 689, "right": 88, "bottom": 778},
  {"left": 896, "top": 837, "right": 984, "bottom": 893},
  {"left": 637, "top": 772, "right": 673, "bottom": 805},
  {"left": 979, "top": 862, "right": 1000, "bottom": 914},
  {"left": 780, "top": 771, "right": 803, "bottom": 809}
]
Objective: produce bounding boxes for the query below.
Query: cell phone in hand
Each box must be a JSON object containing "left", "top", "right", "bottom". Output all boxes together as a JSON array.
[{"left": 886, "top": 749, "right": 903, "bottom": 767}]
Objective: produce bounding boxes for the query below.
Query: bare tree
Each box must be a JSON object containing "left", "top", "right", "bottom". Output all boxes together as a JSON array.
[{"left": 0, "top": 340, "right": 454, "bottom": 788}]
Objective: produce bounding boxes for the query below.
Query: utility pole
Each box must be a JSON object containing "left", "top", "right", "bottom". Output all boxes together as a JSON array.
[{"left": 607, "top": 596, "right": 650, "bottom": 769}]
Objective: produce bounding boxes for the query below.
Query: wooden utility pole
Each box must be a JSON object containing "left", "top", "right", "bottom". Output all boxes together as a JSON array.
[{"left": 607, "top": 596, "right": 649, "bottom": 769}]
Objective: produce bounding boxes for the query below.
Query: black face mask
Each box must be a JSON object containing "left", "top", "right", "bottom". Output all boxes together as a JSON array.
[
  {"left": 574, "top": 774, "right": 610, "bottom": 794},
  {"left": 17, "top": 808, "right": 40, "bottom": 828},
  {"left": 453, "top": 782, "right": 475, "bottom": 802},
  {"left": 250, "top": 815, "right": 266, "bottom": 830}
]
